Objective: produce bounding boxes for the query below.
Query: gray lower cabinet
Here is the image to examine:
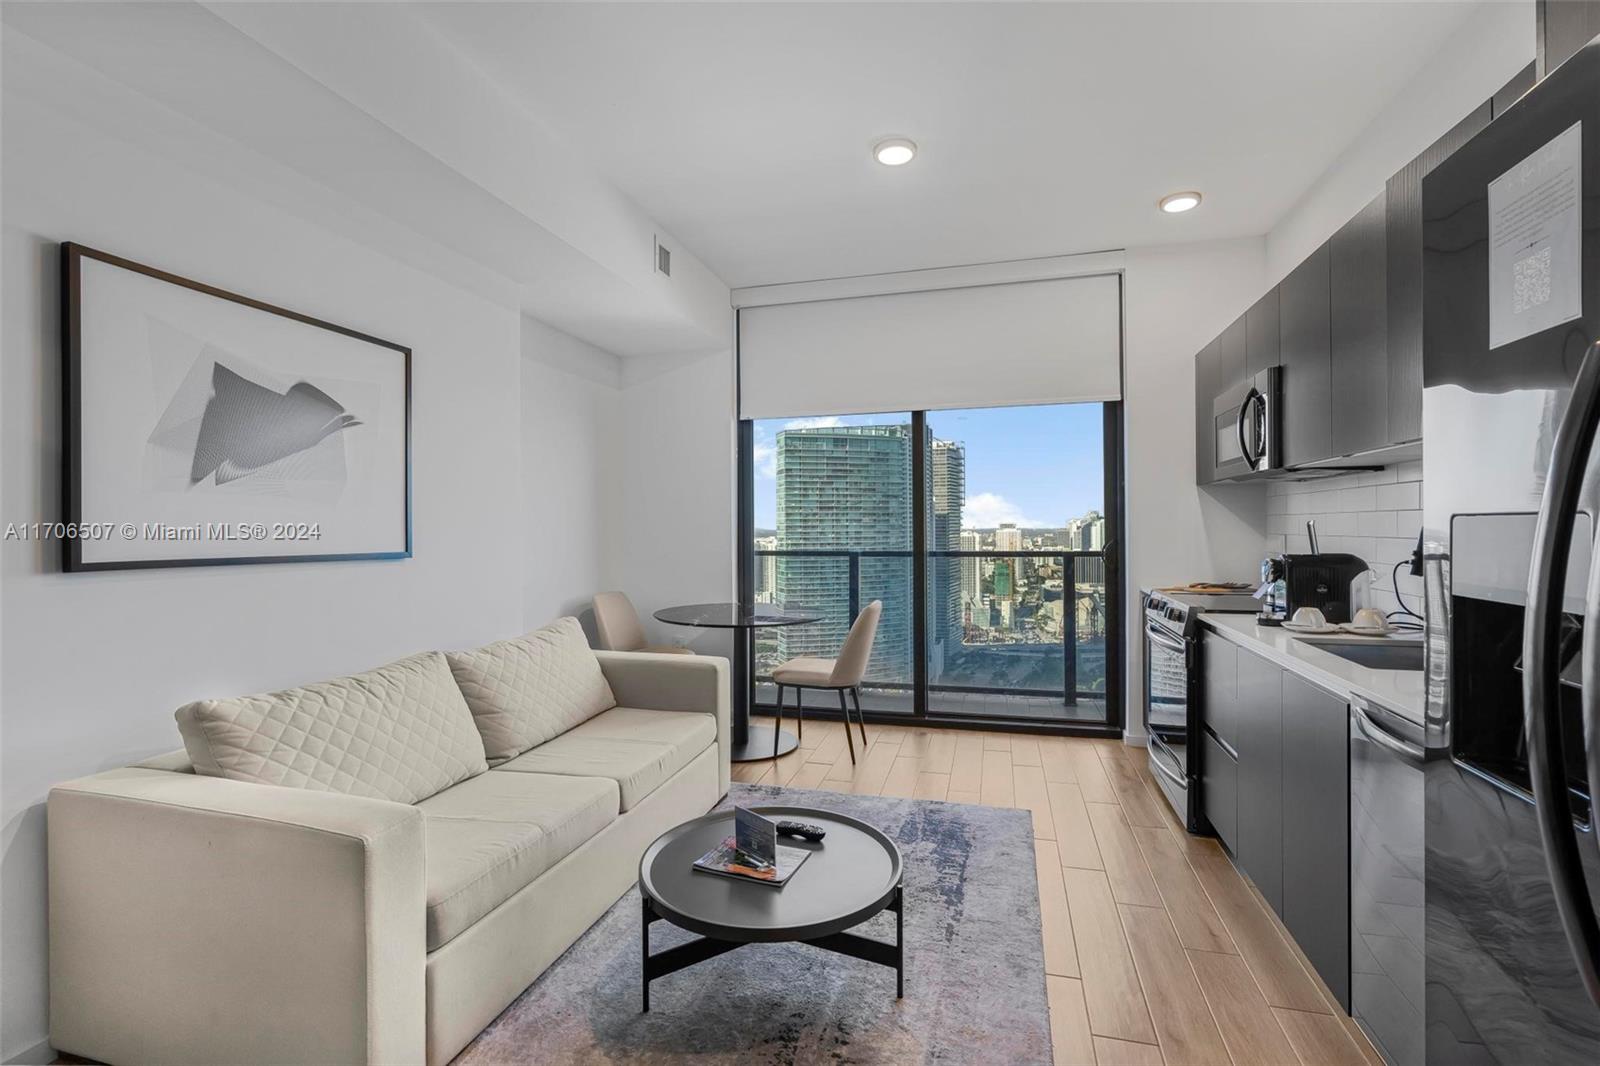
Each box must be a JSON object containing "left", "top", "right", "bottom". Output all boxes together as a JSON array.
[
  {"left": 1202, "top": 634, "right": 1352, "bottom": 1012},
  {"left": 1203, "top": 732, "right": 1238, "bottom": 850},
  {"left": 1281, "top": 672, "right": 1352, "bottom": 1010},
  {"left": 1235, "top": 648, "right": 1284, "bottom": 914}
]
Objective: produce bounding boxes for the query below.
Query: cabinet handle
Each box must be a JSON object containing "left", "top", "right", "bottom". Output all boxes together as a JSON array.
[{"left": 1523, "top": 337, "right": 1600, "bottom": 1007}]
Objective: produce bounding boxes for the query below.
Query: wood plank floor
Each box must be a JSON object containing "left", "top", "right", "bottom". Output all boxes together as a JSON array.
[{"left": 738, "top": 717, "right": 1380, "bottom": 1066}]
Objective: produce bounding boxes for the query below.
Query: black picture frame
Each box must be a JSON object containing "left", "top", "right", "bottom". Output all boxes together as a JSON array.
[{"left": 60, "top": 242, "right": 413, "bottom": 572}]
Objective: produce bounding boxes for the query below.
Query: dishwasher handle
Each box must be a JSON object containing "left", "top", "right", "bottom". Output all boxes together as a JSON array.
[{"left": 1351, "top": 697, "right": 1425, "bottom": 766}]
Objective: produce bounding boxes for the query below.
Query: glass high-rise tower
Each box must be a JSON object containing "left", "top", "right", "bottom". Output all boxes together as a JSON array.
[
  {"left": 774, "top": 424, "right": 914, "bottom": 682},
  {"left": 929, "top": 439, "right": 966, "bottom": 657}
]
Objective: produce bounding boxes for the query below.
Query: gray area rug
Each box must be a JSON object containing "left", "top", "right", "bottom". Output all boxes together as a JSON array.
[{"left": 455, "top": 783, "right": 1051, "bottom": 1065}]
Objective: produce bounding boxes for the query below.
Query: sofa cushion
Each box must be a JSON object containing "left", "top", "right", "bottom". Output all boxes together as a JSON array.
[
  {"left": 418, "top": 770, "right": 618, "bottom": 950},
  {"left": 175, "top": 652, "right": 487, "bottom": 805},
  {"left": 446, "top": 617, "right": 617, "bottom": 763},
  {"left": 494, "top": 706, "right": 716, "bottom": 811}
]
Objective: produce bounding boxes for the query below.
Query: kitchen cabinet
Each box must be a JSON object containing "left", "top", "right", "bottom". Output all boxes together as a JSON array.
[
  {"left": 1540, "top": 0, "right": 1600, "bottom": 78},
  {"left": 1218, "top": 313, "right": 1247, "bottom": 395},
  {"left": 1200, "top": 633, "right": 1353, "bottom": 1010},
  {"left": 1203, "top": 632, "right": 1239, "bottom": 751},
  {"left": 1330, "top": 191, "right": 1389, "bottom": 457},
  {"left": 1246, "top": 288, "right": 1280, "bottom": 376},
  {"left": 1203, "top": 732, "right": 1238, "bottom": 851},
  {"left": 1386, "top": 100, "right": 1491, "bottom": 445},
  {"left": 1278, "top": 244, "right": 1333, "bottom": 469},
  {"left": 1281, "top": 672, "right": 1352, "bottom": 1010},
  {"left": 1235, "top": 646, "right": 1285, "bottom": 915},
  {"left": 1195, "top": 338, "right": 1221, "bottom": 485}
]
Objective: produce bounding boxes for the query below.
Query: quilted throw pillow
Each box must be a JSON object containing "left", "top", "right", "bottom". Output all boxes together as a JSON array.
[
  {"left": 175, "top": 651, "right": 488, "bottom": 805},
  {"left": 446, "top": 617, "right": 617, "bottom": 763}
]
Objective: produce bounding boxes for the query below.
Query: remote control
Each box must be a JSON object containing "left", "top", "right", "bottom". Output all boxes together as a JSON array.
[{"left": 776, "top": 820, "right": 827, "bottom": 843}]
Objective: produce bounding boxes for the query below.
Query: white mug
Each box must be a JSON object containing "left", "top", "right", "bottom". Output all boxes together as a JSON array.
[
  {"left": 1351, "top": 608, "right": 1391, "bottom": 632},
  {"left": 1291, "top": 606, "right": 1327, "bottom": 628}
]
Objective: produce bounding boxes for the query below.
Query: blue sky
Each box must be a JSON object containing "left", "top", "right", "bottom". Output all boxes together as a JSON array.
[{"left": 752, "top": 403, "right": 1105, "bottom": 531}]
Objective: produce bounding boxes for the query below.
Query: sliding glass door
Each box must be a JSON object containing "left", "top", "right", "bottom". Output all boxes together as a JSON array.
[{"left": 743, "top": 401, "right": 1121, "bottom": 733}]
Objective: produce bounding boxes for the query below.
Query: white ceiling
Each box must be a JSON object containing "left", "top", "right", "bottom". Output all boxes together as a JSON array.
[{"left": 420, "top": 1, "right": 1488, "bottom": 288}]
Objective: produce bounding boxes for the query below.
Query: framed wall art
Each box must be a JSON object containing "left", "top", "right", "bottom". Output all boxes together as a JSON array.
[{"left": 61, "top": 242, "right": 412, "bottom": 571}]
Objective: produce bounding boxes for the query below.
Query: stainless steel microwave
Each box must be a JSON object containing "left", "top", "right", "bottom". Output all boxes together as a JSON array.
[{"left": 1210, "top": 366, "right": 1282, "bottom": 480}]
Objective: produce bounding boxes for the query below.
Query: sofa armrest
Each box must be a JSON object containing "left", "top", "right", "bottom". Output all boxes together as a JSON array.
[
  {"left": 596, "top": 651, "right": 731, "bottom": 795},
  {"left": 49, "top": 767, "right": 425, "bottom": 1066}
]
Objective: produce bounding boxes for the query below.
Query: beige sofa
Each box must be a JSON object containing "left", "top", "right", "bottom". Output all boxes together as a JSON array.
[{"left": 47, "top": 619, "right": 730, "bottom": 1066}]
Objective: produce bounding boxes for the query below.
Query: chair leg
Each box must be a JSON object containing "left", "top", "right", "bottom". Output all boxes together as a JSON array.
[
  {"left": 851, "top": 686, "right": 867, "bottom": 747},
  {"left": 793, "top": 684, "right": 804, "bottom": 743},
  {"left": 838, "top": 688, "right": 856, "bottom": 764},
  {"left": 773, "top": 684, "right": 784, "bottom": 759}
]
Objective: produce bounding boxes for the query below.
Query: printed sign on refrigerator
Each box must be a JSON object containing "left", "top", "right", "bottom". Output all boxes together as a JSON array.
[{"left": 1489, "top": 121, "right": 1583, "bottom": 349}]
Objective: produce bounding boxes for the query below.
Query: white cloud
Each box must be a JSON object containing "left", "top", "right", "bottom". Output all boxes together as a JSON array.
[
  {"left": 783, "top": 415, "right": 844, "bottom": 430},
  {"left": 962, "top": 492, "right": 1048, "bottom": 529},
  {"left": 753, "top": 441, "right": 777, "bottom": 480}
]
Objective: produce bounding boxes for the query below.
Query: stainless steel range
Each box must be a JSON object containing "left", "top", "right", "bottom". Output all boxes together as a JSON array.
[
  {"left": 1142, "top": 591, "right": 1202, "bottom": 830},
  {"left": 1142, "top": 587, "right": 1257, "bottom": 832}
]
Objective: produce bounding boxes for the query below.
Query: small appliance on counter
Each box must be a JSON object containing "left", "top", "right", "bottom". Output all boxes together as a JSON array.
[{"left": 1255, "top": 520, "right": 1369, "bottom": 625}]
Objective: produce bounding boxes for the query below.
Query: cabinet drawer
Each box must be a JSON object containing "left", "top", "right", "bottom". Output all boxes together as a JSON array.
[
  {"left": 1203, "top": 730, "right": 1239, "bottom": 850},
  {"left": 1202, "top": 633, "right": 1239, "bottom": 750}
]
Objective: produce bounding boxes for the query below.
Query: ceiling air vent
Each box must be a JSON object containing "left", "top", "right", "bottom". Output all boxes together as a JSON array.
[{"left": 655, "top": 238, "right": 671, "bottom": 277}]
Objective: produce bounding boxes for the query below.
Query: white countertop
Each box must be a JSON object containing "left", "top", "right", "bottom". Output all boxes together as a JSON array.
[{"left": 1199, "top": 614, "right": 1426, "bottom": 724}]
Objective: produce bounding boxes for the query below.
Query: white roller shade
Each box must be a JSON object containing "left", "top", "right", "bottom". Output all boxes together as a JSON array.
[{"left": 737, "top": 273, "right": 1121, "bottom": 420}]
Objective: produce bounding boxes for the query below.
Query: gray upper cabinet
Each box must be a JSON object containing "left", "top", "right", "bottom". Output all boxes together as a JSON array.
[
  {"left": 1330, "top": 191, "right": 1389, "bottom": 457},
  {"left": 1540, "top": 0, "right": 1600, "bottom": 78},
  {"left": 1195, "top": 338, "right": 1221, "bottom": 485},
  {"left": 1246, "top": 288, "right": 1280, "bottom": 376},
  {"left": 1235, "top": 647, "right": 1284, "bottom": 915},
  {"left": 1278, "top": 244, "right": 1332, "bottom": 468},
  {"left": 1386, "top": 100, "right": 1491, "bottom": 446},
  {"left": 1281, "top": 672, "right": 1352, "bottom": 1011}
]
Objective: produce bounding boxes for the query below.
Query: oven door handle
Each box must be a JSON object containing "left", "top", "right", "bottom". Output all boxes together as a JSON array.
[
  {"left": 1148, "top": 739, "right": 1187, "bottom": 789},
  {"left": 1145, "top": 621, "right": 1187, "bottom": 654}
]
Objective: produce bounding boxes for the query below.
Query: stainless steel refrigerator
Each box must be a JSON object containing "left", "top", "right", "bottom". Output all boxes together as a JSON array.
[{"left": 1422, "top": 39, "right": 1600, "bottom": 1065}]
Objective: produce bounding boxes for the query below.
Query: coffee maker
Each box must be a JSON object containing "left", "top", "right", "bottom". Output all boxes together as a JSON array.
[{"left": 1256, "top": 521, "right": 1370, "bottom": 625}]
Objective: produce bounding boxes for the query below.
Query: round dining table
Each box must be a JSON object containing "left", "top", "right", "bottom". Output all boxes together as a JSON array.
[{"left": 653, "top": 602, "right": 819, "bottom": 762}]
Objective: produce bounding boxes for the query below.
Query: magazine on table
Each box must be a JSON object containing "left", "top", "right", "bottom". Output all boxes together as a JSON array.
[{"left": 692, "top": 807, "right": 810, "bottom": 886}]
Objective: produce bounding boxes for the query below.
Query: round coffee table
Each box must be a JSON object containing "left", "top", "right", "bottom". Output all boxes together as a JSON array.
[{"left": 637, "top": 805, "right": 904, "bottom": 1011}]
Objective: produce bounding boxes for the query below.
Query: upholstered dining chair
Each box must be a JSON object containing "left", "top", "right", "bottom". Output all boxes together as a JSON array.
[
  {"left": 592, "top": 591, "right": 695, "bottom": 655},
  {"left": 770, "top": 600, "right": 881, "bottom": 763}
]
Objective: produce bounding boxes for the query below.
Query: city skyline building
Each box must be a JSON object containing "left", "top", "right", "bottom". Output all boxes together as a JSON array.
[
  {"left": 773, "top": 424, "right": 914, "bottom": 682},
  {"left": 929, "top": 439, "right": 966, "bottom": 658}
]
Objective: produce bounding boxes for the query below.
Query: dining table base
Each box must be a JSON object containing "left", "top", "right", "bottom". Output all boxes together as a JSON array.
[{"left": 732, "top": 723, "right": 799, "bottom": 762}]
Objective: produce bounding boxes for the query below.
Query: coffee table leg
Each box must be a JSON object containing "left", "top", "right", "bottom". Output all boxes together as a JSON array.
[
  {"left": 641, "top": 896, "right": 652, "bottom": 1013},
  {"left": 897, "top": 885, "right": 904, "bottom": 999}
]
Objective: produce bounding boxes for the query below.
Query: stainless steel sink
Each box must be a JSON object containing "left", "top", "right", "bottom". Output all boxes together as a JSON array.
[{"left": 1311, "top": 642, "right": 1424, "bottom": 671}]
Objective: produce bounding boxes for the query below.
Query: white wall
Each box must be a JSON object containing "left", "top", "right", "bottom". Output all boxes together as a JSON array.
[
  {"left": 0, "top": 48, "right": 617, "bottom": 1066},
  {"left": 1265, "top": 0, "right": 1535, "bottom": 283},
  {"left": 604, "top": 350, "right": 738, "bottom": 661},
  {"left": 519, "top": 316, "right": 623, "bottom": 635},
  {"left": 1121, "top": 239, "right": 1273, "bottom": 739}
]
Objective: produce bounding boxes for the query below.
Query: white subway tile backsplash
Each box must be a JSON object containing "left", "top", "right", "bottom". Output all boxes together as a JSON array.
[
  {"left": 1376, "top": 481, "right": 1421, "bottom": 510},
  {"left": 1263, "top": 462, "right": 1423, "bottom": 618},
  {"left": 1338, "top": 486, "right": 1379, "bottom": 511},
  {"left": 1358, "top": 510, "right": 1399, "bottom": 537}
]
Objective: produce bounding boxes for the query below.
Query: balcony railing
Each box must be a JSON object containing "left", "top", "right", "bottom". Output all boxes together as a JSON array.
[{"left": 753, "top": 548, "right": 1108, "bottom": 712}]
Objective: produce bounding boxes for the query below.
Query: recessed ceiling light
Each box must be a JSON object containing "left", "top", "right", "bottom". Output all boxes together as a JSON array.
[
  {"left": 873, "top": 137, "right": 917, "bottom": 166},
  {"left": 1159, "top": 191, "right": 1202, "bottom": 214}
]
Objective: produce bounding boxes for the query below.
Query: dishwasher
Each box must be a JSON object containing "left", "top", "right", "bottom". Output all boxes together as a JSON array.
[{"left": 1349, "top": 694, "right": 1425, "bottom": 1066}]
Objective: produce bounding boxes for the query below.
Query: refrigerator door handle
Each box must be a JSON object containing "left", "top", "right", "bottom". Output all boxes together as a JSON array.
[{"left": 1524, "top": 337, "right": 1600, "bottom": 1008}]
